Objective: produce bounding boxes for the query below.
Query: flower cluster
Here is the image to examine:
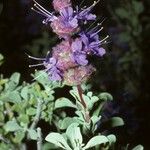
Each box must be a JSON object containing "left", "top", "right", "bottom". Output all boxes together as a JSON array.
[{"left": 29, "top": 0, "right": 108, "bottom": 86}]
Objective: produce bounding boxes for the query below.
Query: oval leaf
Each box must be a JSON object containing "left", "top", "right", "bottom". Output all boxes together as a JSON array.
[
  {"left": 28, "top": 129, "right": 38, "bottom": 140},
  {"left": 54, "top": 98, "right": 76, "bottom": 109},
  {"left": 4, "top": 120, "right": 21, "bottom": 132},
  {"left": 132, "top": 145, "right": 144, "bottom": 150},
  {"left": 59, "top": 117, "right": 78, "bottom": 130},
  {"left": 66, "top": 123, "right": 82, "bottom": 149},
  {"left": 45, "top": 133, "right": 72, "bottom": 150},
  {"left": 83, "top": 135, "right": 109, "bottom": 149}
]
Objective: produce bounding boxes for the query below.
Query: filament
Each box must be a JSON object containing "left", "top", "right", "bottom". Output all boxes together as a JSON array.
[
  {"left": 29, "top": 63, "right": 44, "bottom": 68},
  {"left": 100, "top": 35, "right": 109, "bottom": 43},
  {"left": 90, "top": 27, "right": 103, "bottom": 37},
  {"left": 31, "top": 7, "right": 47, "bottom": 17},
  {"left": 81, "top": 0, "right": 100, "bottom": 15},
  {"left": 33, "top": 0, "right": 53, "bottom": 16},
  {"left": 33, "top": 4, "right": 51, "bottom": 17},
  {"left": 26, "top": 53, "right": 46, "bottom": 60}
]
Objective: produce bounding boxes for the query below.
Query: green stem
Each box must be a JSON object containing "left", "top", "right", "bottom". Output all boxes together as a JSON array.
[
  {"left": 30, "top": 99, "right": 43, "bottom": 130},
  {"left": 77, "top": 85, "right": 90, "bottom": 123},
  {"left": 37, "top": 127, "right": 42, "bottom": 150},
  {"left": 77, "top": 85, "right": 87, "bottom": 109}
]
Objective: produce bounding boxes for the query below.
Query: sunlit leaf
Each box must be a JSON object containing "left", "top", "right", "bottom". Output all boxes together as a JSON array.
[
  {"left": 83, "top": 135, "right": 109, "bottom": 149},
  {"left": 54, "top": 98, "right": 76, "bottom": 109},
  {"left": 66, "top": 123, "right": 82, "bottom": 149},
  {"left": 10, "top": 73, "right": 20, "bottom": 85},
  {"left": 13, "top": 131, "right": 25, "bottom": 143},
  {"left": 58, "top": 117, "right": 78, "bottom": 130},
  {"left": 28, "top": 129, "right": 38, "bottom": 140},
  {"left": 132, "top": 145, "right": 144, "bottom": 150},
  {"left": 45, "top": 133, "right": 72, "bottom": 150},
  {"left": 107, "top": 134, "right": 116, "bottom": 144},
  {"left": 4, "top": 120, "right": 21, "bottom": 132},
  {"left": 21, "top": 87, "right": 28, "bottom": 100},
  {"left": 98, "top": 93, "right": 113, "bottom": 101}
]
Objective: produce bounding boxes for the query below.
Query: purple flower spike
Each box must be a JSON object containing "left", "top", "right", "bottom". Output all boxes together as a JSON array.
[{"left": 30, "top": 0, "right": 109, "bottom": 85}]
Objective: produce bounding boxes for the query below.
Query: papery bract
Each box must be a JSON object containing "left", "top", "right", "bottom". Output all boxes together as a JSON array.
[
  {"left": 53, "top": 0, "right": 72, "bottom": 12},
  {"left": 63, "top": 65, "right": 96, "bottom": 86}
]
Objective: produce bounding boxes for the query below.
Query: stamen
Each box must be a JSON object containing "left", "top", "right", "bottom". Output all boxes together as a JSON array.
[
  {"left": 26, "top": 53, "right": 46, "bottom": 60},
  {"left": 81, "top": 0, "right": 100, "bottom": 14},
  {"left": 33, "top": 0, "right": 53, "bottom": 16},
  {"left": 29, "top": 63, "right": 44, "bottom": 68},
  {"left": 33, "top": 4, "right": 51, "bottom": 17},
  {"left": 87, "top": 18, "right": 106, "bottom": 33},
  {"left": 91, "top": 35, "right": 109, "bottom": 46},
  {"left": 100, "top": 35, "right": 109, "bottom": 43},
  {"left": 86, "top": 19, "right": 99, "bottom": 32},
  {"left": 101, "top": 40, "right": 111, "bottom": 45},
  {"left": 90, "top": 27, "right": 103, "bottom": 37},
  {"left": 31, "top": 7, "right": 47, "bottom": 17},
  {"left": 79, "top": 0, "right": 86, "bottom": 8},
  {"left": 87, "top": 23, "right": 101, "bottom": 34}
]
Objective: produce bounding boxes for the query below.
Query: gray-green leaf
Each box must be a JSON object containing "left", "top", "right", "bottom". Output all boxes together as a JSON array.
[
  {"left": 10, "top": 73, "right": 20, "bottom": 85},
  {"left": 66, "top": 123, "right": 83, "bottom": 149},
  {"left": 83, "top": 135, "right": 109, "bottom": 149},
  {"left": 45, "top": 133, "right": 72, "bottom": 150},
  {"left": 4, "top": 120, "right": 21, "bottom": 132},
  {"left": 54, "top": 98, "right": 76, "bottom": 109},
  {"left": 28, "top": 129, "right": 38, "bottom": 140},
  {"left": 132, "top": 145, "right": 144, "bottom": 150}
]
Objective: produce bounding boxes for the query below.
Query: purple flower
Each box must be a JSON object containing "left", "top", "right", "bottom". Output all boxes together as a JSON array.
[
  {"left": 44, "top": 57, "right": 62, "bottom": 81},
  {"left": 71, "top": 38, "right": 88, "bottom": 66},
  {"left": 75, "top": 0, "right": 100, "bottom": 21},
  {"left": 51, "top": 7, "right": 79, "bottom": 38},
  {"left": 79, "top": 23, "right": 109, "bottom": 56},
  {"left": 31, "top": 0, "right": 57, "bottom": 24},
  {"left": 60, "top": 7, "right": 78, "bottom": 28}
]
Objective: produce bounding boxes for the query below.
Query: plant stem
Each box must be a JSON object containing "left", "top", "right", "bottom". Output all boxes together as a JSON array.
[
  {"left": 37, "top": 127, "right": 42, "bottom": 150},
  {"left": 77, "top": 85, "right": 90, "bottom": 123},
  {"left": 30, "top": 99, "right": 43, "bottom": 130},
  {"left": 77, "top": 85, "right": 87, "bottom": 109}
]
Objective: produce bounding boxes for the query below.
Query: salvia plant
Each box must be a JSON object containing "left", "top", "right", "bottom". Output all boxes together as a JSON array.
[{"left": 0, "top": 0, "right": 143, "bottom": 150}]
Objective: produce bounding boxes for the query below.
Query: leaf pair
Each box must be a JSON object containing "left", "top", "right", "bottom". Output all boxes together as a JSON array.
[{"left": 45, "top": 123, "right": 116, "bottom": 150}]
